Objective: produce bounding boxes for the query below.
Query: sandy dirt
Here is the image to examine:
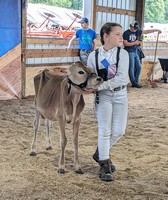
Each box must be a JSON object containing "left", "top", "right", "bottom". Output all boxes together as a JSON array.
[{"left": 0, "top": 81, "right": 168, "bottom": 200}]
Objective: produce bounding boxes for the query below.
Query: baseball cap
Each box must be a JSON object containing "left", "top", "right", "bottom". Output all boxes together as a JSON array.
[
  {"left": 130, "top": 21, "right": 139, "bottom": 30},
  {"left": 78, "top": 17, "right": 89, "bottom": 23}
]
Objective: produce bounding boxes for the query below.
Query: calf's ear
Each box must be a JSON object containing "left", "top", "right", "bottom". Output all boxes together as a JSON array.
[{"left": 52, "top": 67, "right": 68, "bottom": 76}]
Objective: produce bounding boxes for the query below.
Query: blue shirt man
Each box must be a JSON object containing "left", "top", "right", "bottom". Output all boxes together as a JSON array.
[{"left": 67, "top": 17, "right": 97, "bottom": 65}]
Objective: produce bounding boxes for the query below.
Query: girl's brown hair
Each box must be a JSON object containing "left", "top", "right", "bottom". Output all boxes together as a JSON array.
[{"left": 100, "top": 22, "right": 122, "bottom": 45}]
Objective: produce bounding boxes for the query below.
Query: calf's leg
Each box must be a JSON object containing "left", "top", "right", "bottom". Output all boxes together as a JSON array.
[
  {"left": 73, "top": 119, "right": 83, "bottom": 174},
  {"left": 45, "top": 119, "right": 52, "bottom": 150},
  {"left": 58, "top": 117, "right": 67, "bottom": 174},
  {"left": 30, "top": 108, "right": 40, "bottom": 156}
]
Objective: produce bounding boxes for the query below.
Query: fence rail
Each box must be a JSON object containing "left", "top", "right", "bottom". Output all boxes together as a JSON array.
[{"left": 25, "top": 37, "right": 168, "bottom": 66}]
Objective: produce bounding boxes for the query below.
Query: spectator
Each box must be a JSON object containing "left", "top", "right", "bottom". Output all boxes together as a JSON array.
[
  {"left": 67, "top": 17, "right": 97, "bottom": 65},
  {"left": 87, "top": 22, "right": 129, "bottom": 182},
  {"left": 123, "top": 21, "right": 161, "bottom": 88}
]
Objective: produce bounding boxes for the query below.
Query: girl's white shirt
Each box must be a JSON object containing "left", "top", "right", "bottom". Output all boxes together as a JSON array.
[{"left": 87, "top": 46, "right": 130, "bottom": 91}]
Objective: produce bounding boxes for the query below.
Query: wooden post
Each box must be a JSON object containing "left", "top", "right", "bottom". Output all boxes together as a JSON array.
[
  {"left": 135, "top": 0, "right": 146, "bottom": 29},
  {"left": 91, "top": 0, "right": 96, "bottom": 30},
  {"left": 21, "top": 0, "right": 27, "bottom": 98}
]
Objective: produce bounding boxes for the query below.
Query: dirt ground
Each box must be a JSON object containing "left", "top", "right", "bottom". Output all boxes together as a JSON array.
[{"left": 0, "top": 81, "right": 168, "bottom": 200}]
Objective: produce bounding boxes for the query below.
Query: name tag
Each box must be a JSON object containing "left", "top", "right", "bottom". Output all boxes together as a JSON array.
[
  {"left": 101, "top": 58, "right": 117, "bottom": 79},
  {"left": 101, "top": 58, "right": 110, "bottom": 69}
]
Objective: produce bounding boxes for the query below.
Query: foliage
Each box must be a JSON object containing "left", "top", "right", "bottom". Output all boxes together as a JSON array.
[
  {"left": 28, "top": 0, "right": 168, "bottom": 23},
  {"left": 145, "top": 0, "right": 168, "bottom": 23},
  {"left": 163, "top": 0, "right": 168, "bottom": 21},
  {"left": 27, "top": 0, "right": 83, "bottom": 10}
]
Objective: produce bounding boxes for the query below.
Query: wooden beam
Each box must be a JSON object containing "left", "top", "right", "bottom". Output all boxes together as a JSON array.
[
  {"left": 27, "top": 37, "right": 101, "bottom": 46},
  {"left": 26, "top": 37, "right": 79, "bottom": 45},
  {"left": 143, "top": 49, "right": 168, "bottom": 56},
  {"left": 0, "top": 44, "right": 21, "bottom": 69},
  {"left": 91, "top": 0, "right": 97, "bottom": 30},
  {"left": 143, "top": 41, "right": 168, "bottom": 47},
  {"left": 135, "top": 0, "right": 146, "bottom": 29},
  {"left": 25, "top": 49, "right": 79, "bottom": 58},
  {"left": 96, "top": 6, "right": 135, "bottom": 16},
  {"left": 21, "top": 0, "right": 27, "bottom": 98}
]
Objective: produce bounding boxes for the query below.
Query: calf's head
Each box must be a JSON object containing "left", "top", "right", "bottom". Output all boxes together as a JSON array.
[{"left": 67, "top": 61, "right": 103, "bottom": 91}]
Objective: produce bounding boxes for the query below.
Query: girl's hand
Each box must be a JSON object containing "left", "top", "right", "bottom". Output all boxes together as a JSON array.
[{"left": 84, "top": 88, "right": 97, "bottom": 93}]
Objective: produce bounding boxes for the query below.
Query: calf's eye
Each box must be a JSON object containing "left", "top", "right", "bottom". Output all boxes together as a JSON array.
[{"left": 78, "top": 71, "right": 85, "bottom": 74}]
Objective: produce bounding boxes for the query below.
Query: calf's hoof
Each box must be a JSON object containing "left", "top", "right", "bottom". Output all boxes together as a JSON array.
[
  {"left": 75, "top": 168, "right": 83, "bottom": 174},
  {"left": 46, "top": 146, "right": 52, "bottom": 151},
  {"left": 58, "top": 168, "right": 65, "bottom": 174},
  {"left": 30, "top": 151, "right": 37, "bottom": 156}
]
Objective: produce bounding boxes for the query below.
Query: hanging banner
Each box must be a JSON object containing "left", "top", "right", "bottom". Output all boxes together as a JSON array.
[{"left": 0, "top": 0, "right": 21, "bottom": 100}]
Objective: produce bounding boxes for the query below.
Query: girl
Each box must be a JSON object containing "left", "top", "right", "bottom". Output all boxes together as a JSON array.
[{"left": 87, "top": 22, "right": 129, "bottom": 181}]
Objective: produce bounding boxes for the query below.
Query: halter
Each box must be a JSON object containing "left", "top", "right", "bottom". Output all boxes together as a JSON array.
[{"left": 67, "top": 72, "right": 96, "bottom": 94}]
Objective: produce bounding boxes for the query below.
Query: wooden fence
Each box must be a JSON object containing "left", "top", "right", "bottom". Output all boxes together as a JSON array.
[
  {"left": 24, "top": 37, "right": 168, "bottom": 96},
  {"left": 25, "top": 38, "right": 168, "bottom": 66}
]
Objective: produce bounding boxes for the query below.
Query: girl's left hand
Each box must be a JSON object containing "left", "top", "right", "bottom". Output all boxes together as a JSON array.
[{"left": 84, "top": 88, "right": 97, "bottom": 93}]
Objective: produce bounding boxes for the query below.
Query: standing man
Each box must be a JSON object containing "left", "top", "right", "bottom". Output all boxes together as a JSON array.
[
  {"left": 67, "top": 17, "right": 97, "bottom": 65},
  {"left": 123, "top": 21, "right": 161, "bottom": 88}
]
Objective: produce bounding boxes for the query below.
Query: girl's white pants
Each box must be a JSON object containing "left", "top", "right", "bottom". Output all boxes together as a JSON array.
[{"left": 96, "top": 88, "right": 128, "bottom": 161}]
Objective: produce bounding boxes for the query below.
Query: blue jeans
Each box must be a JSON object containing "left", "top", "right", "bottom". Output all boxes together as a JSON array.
[
  {"left": 79, "top": 50, "right": 91, "bottom": 66},
  {"left": 128, "top": 51, "right": 142, "bottom": 85}
]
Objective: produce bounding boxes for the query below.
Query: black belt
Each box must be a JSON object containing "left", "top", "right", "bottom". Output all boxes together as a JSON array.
[
  {"left": 113, "top": 85, "right": 126, "bottom": 92},
  {"left": 95, "top": 85, "right": 126, "bottom": 104},
  {"left": 80, "top": 50, "right": 92, "bottom": 53}
]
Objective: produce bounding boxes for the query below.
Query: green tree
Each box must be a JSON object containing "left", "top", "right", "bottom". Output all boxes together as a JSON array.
[
  {"left": 163, "top": 0, "right": 168, "bottom": 22},
  {"left": 28, "top": 0, "right": 82, "bottom": 10},
  {"left": 145, "top": 0, "right": 165, "bottom": 23}
]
